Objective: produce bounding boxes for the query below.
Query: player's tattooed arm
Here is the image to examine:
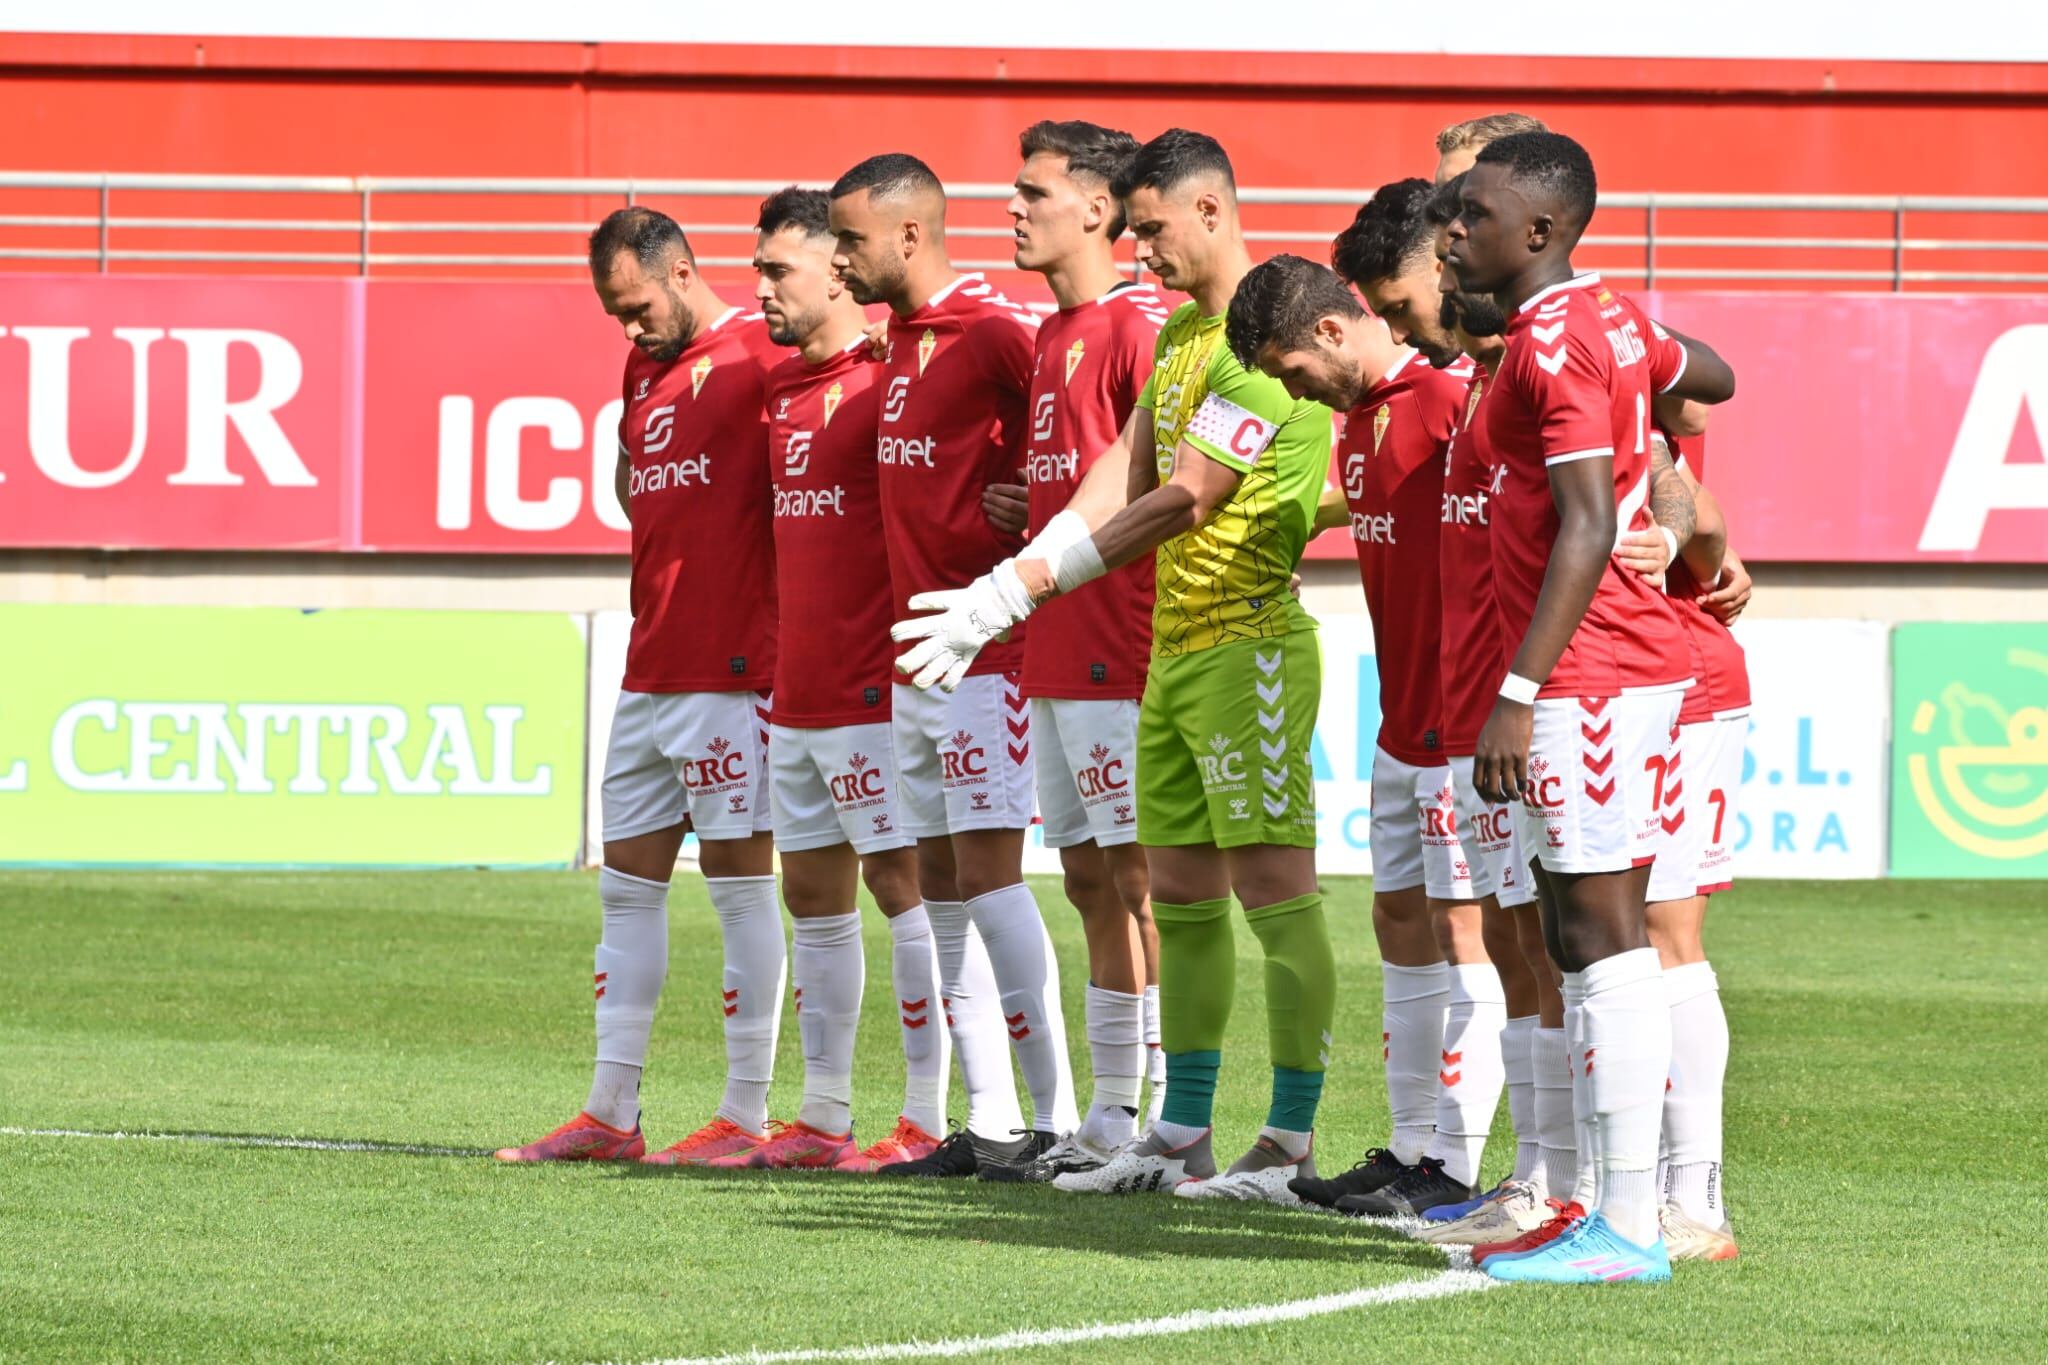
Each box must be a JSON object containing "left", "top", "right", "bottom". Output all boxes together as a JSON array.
[
  {"left": 1679, "top": 470, "right": 1729, "bottom": 586},
  {"left": 1648, "top": 437, "right": 1697, "bottom": 546},
  {"left": 1474, "top": 458, "right": 1615, "bottom": 804}
]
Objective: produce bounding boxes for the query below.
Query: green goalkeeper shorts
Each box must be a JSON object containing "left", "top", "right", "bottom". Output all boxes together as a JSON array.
[{"left": 1136, "top": 629, "right": 1320, "bottom": 850}]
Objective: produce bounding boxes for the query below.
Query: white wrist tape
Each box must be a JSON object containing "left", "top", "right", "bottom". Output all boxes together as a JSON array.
[
  {"left": 1499, "top": 672, "right": 1542, "bottom": 705},
  {"left": 1021, "top": 509, "right": 1108, "bottom": 596},
  {"left": 1659, "top": 525, "right": 1679, "bottom": 568}
]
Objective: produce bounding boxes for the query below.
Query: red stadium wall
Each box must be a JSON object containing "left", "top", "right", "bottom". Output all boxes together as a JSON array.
[
  {"left": 1, "top": 35, "right": 2044, "bottom": 193},
  {"left": 1, "top": 36, "right": 2045, "bottom": 295}
]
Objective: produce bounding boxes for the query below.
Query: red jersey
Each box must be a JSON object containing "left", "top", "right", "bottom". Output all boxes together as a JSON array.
[
  {"left": 1664, "top": 434, "right": 1753, "bottom": 721},
  {"left": 1484, "top": 274, "right": 1691, "bottom": 698},
  {"left": 1021, "top": 283, "right": 1168, "bottom": 701},
  {"left": 876, "top": 274, "right": 1039, "bottom": 678},
  {"left": 618, "top": 307, "right": 782, "bottom": 693},
  {"left": 1341, "top": 350, "right": 1472, "bottom": 764},
  {"left": 1437, "top": 360, "right": 1502, "bottom": 757},
  {"left": 764, "top": 336, "right": 893, "bottom": 728}
]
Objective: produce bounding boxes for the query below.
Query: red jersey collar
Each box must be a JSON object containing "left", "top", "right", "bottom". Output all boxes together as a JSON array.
[{"left": 1515, "top": 272, "right": 1603, "bottom": 315}]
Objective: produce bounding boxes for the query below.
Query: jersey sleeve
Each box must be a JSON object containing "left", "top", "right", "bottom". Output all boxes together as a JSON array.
[
  {"left": 1523, "top": 329, "right": 1617, "bottom": 466},
  {"left": 1182, "top": 347, "right": 1297, "bottom": 473},
  {"left": 1646, "top": 317, "right": 1689, "bottom": 395}
]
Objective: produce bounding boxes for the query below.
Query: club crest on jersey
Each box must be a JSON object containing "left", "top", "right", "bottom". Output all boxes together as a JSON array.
[
  {"left": 1209, "top": 733, "right": 1231, "bottom": 755},
  {"left": 691, "top": 355, "right": 714, "bottom": 399},
  {"left": 917, "top": 328, "right": 938, "bottom": 375},
  {"left": 1372, "top": 403, "right": 1392, "bottom": 454},
  {"left": 1064, "top": 338, "right": 1086, "bottom": 384},
  {"left": 822, "top": 381, "right": 844, "bottom": 428},
  {"left": 1465, "top": 381, "right": 1484, "bottom": 425}
]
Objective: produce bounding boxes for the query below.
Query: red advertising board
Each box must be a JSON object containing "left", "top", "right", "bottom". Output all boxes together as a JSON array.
[
  {"left": 358, "top": 281, "right": 629, "bottom": 553},
  {"left": 2, "top": 274, "right": 2043, "bottom": 562},
  {"left": 0, "top": 275, "right": 355, "bottom": 549}
]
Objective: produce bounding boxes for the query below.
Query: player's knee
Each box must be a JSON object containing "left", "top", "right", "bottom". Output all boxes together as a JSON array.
[
  {"left": 861, "top": 856, "right": 921, "bottom": 916},
  {"left": 1111, "top": 865, "right": 1151, "bottom": 920}
]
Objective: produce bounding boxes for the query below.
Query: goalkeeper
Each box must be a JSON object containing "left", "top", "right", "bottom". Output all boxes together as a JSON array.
[{"left": 892, "top": 129, "right": 1340, "bottom": 1204}]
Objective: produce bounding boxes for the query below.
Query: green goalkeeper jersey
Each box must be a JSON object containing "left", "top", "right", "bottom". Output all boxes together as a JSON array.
[{"left": 1135, "top": 301, "right": 1333, "bottom": 658}]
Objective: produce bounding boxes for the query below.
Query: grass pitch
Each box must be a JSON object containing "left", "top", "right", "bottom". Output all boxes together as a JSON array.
[{"left": 1, "top": 871, "right": 2042, "bottom": 1362}]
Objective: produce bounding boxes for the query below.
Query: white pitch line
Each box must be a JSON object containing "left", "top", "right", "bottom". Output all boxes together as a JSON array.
[
  {"left": 604, "top": 1265, "right": 1496, "bottom": 1365},
  {"left": 0, "top": 1125, "right": 487, "bottom": 1157}
]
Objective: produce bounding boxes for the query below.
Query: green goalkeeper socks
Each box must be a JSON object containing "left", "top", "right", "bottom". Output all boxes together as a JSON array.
[
  {"left": 1244, "top": 892, "right": 1336, "bottom": 1129},
  {"left": 1154, "top": 897, "right": 1234, "bottom": 1129}
]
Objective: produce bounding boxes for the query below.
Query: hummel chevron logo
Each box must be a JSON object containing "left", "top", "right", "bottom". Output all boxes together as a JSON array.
[
  {"left": 1263, "top": 794, "right": 1290, "bottom": 816},
  {"left": 1006, "top": 1009, "right": 1031, "bottom": 1041},
  {"left": 722, "top": 987, "right": 740, "bottom": 1018},
  {"left": 1255, "top": 650, "right": 1282, "bottom": 676},
  {"left": 1319, "top": 1029, "right": 1334, "bottom": 1067},
  {"left": 1531, "top": 320, "right": 1566, "bottom": 345},
  {"left": 1255, "top": 678, "right": 1283, "bottom": 706},
  {"left": 1258, "top": 708, "right": 1285, "bottom": 733},
  {"left": 1535, "top": 348, "right": 1568, "bottom": 376},
  {"left": 901, "top": 997, "right": 929, "bottom": 1029},
  {"left": 1262, "top": 766, "right": 1288, "bottom": 789},
  {"left": 1260, "top": 737, "right": 1286, "bottom": 762}
]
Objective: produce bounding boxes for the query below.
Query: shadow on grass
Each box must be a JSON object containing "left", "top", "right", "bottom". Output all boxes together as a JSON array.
[
  {"left": 0, "top": 1125, "right": 493, "bottom": 1158},
  {"left": 604, "top": 1163, "right": 1442, "bottom": 1270}
]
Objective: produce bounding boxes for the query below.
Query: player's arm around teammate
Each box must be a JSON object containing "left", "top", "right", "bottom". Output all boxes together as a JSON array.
[{"left": 899, "top": 132, "right": 1339, "bottom": 1200}]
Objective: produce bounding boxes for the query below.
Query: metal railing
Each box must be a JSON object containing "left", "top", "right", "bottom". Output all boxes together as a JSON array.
[{"left": 2, "top": 173, "right": 2047, "bottom": 289}]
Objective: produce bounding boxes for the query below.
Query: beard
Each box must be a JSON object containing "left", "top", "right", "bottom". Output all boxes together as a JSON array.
[
  {"left": 641, "top": 283, "right": 696, "bottom": 362},
  {"left": 840, "top": 254, "right": 905, "bottom": 308},
  {"left": 764, "top": 300, "right": 824, "bottom": 348},
  {"left": 1443, "top": 291, "right": 1505, "bottom": 338}
]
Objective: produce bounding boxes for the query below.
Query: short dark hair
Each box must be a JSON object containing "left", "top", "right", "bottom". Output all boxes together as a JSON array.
[
  {"left": 1436, "top": 112, "right": 1548, "bottom": 156},
  {"left": 756, "top": 186, "right": 832, "bottom": 240},
  {"left": 1475, "top": 130, "right": 1599, "bottom": 232},
  {"left": 1225, "top": 254, "right": 1364, "bottom": 371},
  {"left": 1330, "top": 178, "right": 1437, "bottom": 288},
  {"left": 1111, "top": 128, "right": 1235, "bottom": 200},
  {"left": 829, "top": 152, "right": 945, "bottom": 205},
  {"left": 1424, "top": 174, "right": 1466, "bottom": 230},
  {"left": 1020, "top": 119, "right": 1141, "bottom": 239},
  {"left": 588, "top": 206, "right": 693, "bottom": 275}
]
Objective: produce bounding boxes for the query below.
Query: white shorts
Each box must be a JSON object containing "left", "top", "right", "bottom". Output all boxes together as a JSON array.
[
  {"left": 602, "top": 688, "right": 773, "bottom": 843},
  {"left": 1370, "top": 746, "right": 1446, "bottom": 895},
  {"left": 1033, "top": 697, "right": 1140, "bottom": 850},
  {"left": 1649, "top": 712, "right": 1748, "bottom": 899},
  {"left": 892, "top": 674, "right": 1037, "bottom": 840},
  {"left": 769, "top": 721, "right": 913, "bottom": 855},
  {"left": 1514, "top": 690, "right": 1684, "bottom": 876},
  {"left": 1445, "top": 755, "right": 1521, "bottom": 904}
]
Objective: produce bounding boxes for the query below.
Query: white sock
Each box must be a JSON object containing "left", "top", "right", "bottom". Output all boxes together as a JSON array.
[
  {"left": 1080, "top": 983, "right": 1143, "bottom": 1148},
  {"left": 587, "top": 866, "right": 669, "bottom": 1130},
  {"left": 1142, "top": 983, "right": 1166, "bottom": 1125},
  {"left": 1664, "top": 959, "right": 1730, "bottom": 1222},
  {"left": 1381, "top": 962, "right": 1449, "bottom": 1163},
  {"left": 1582, "top": 947, "right": 1673, "bottom": 1246},
  {"left": 888, "top": 905, "right": 949, "bottom": 1137},
  {"left": 1564, "top": 972, "right": 1597, "bottom": 1211},
  {"left": 1532, "top": 1025, "right": 1571, "bottom": 1203},
  {"left": 1259, "top": 1125, "right": 1313, "bottom": 1163},
  {"left": 1502, "top": 1015, "right": 1540, "bottom": 1184},
  {"left": 968, "top": 883, "right": 1079, "bottom": 1134},
  {"left": 791, "top": 911, "right": 863, "bottom": 1135},
  {"left": 925, "top": 899, "right": 1024, "bottom": 1140},
  {"left": 1424, "top": 963, "right": 1508, "bottom": 1187},
  {"left": 707, "top": 874, "right": 786, "bottom": 1135}
]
